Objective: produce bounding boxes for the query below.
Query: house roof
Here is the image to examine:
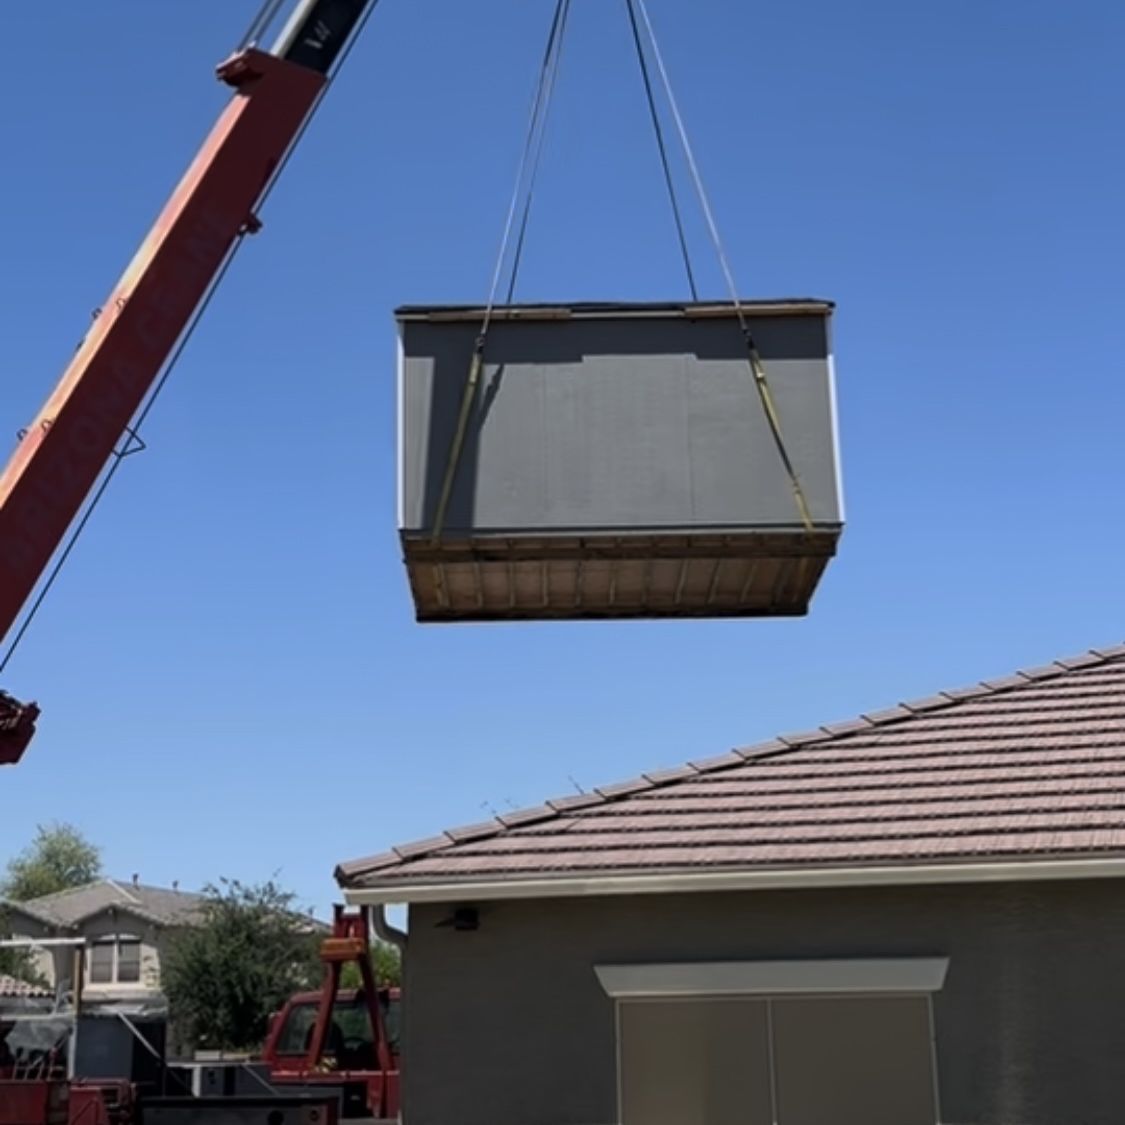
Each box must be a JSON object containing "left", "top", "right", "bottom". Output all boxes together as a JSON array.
[
  {"left": 0, "top": 974, "right": 52, "bottom": 1000},
  {"left": 337, "top": 644, "right": 1125, "bottom": 902},
  {"left": 19, "top": 880, "right": 205, "bottom": 929},
  {"left": 0, "top": 898, "right": 59, "bottom": 928}
]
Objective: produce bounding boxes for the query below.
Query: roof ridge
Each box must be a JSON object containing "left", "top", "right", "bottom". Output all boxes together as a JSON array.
[
  {"left": 335, "top": 641, "right": 1125, "bottom": 883},
  {"left": 105, "top": 878, "right": 141, "bottom": 905},
  {"left": 134, "top": 882, "right": 203, "bottom": 897}
]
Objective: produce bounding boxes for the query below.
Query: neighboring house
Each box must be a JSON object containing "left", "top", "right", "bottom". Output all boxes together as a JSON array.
[
  {"left": 0, "top": 974, "right": 52, "bottom": 1001},
  {"left": 337, "top": 643, "right": 1125, "bottom": 1125},
  {"left": 0, "top": 878, "right": 204, "bottom": 1009}
]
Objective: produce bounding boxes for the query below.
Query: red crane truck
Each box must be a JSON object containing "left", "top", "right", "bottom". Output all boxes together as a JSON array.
[
  {"left": 0, "top": 907, "right": 401, "bottom": 1123},
  {"left": 261, "top": 906, "right": 401, "bottom": 1118},
  {"left": 0, "top": 0, "right": 385, "bottom": 767},
  {"left": 0, "top": 4, "right": 404, "bottom": 1118}
]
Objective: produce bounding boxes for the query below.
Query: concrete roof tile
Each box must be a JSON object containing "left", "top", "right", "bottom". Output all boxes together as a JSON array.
[
  {"left": 861, "top": 706, "right": 915, "bottom": 725},
  {"left": 643, "top": 766, "right": 699, "bottom": 785},
  {"left": 393, "top": 836, "right": 452, "bottom": 860},
  {"left": 497, "top": 806, "right": 557, "bottom": 829},
  {"left": 777, "top": 729, "right": 832, "bottom": 748},
  {"left": 595, "top": 778, "right": 655, "bottom": 799},
  {"left": 548, "top": 793, "right": 606, "bottom": 813},
  {"left": 338, "top": 645, "right": 1125, "bottom": 894},
  {"left": 445, "top": 821, "right": 502, "bottom": 844}
]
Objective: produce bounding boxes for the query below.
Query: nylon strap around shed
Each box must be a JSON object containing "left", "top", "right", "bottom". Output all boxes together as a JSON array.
[
  {"left": 629, "top": 0, "right": 816, "bottom": 533},
  {"left": 431, "top": 0, "right": 817, "bottom": 543},
  {"left": 429, "top": 0, "right": 572, "bottom": 544}
]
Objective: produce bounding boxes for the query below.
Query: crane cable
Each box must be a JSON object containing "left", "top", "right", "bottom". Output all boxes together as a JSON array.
[
  {"left": 430, "top": 0, "right": 816, "bottom": 543},
  {"left": 627, "top": 0, "right": 814, "bottom": 531},
  {"left": 623, "top": 0, "right": 698, "bottom": 301},
  {"left": 429, "top": 0, "right": 573, "bottom": 544},
  {"left": 240, "top": 0, "right": 290, "bottom": 51}
]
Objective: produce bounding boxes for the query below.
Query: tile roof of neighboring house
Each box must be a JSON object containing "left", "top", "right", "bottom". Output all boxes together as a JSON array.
[
  {"left": 337, "top": 644, "right": 1125, "bottom": 897},
  {"left": 0, "top": 898, "right": 59, "bottom": 928},
  {"left": 20, "top": 880, "right": 206, "bottom": 929},
  {"left": 0, "top": 974, "right": 52, "bottom": 999}
]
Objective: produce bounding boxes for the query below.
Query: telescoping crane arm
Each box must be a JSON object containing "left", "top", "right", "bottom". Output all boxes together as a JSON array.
[{"left": 0, "top": 0, "right": 379, "bottom": 765}]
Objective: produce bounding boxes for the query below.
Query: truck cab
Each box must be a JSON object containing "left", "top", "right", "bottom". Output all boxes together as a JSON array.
[{"left": 263, "top": 986, "right": 401, "bottom": 1118}]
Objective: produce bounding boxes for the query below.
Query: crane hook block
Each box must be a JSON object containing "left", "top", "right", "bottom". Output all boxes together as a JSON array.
[{"left": 0, "top": 691, "right": 39, "bottom": 766}]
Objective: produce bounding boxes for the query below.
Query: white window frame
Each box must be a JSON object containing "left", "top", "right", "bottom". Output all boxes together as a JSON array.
[
  {"left": 86, "top": 936, "right": 143, "bottom": 986},
  {"left": 596, "top": 958, "right": 948, "bottom": 1125},
  {"left": 595, "top": 957, "right": 949, "bottom": 999}
]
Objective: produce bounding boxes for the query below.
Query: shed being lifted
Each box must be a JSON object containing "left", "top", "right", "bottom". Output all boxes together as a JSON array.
[{"left": 397, "top": 298, "right": 844, "bottom": 622}]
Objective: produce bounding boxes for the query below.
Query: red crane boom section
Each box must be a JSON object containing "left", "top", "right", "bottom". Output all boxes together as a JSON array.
[{"left": 0, "top": 49, "right": 325, "bottom": 764}]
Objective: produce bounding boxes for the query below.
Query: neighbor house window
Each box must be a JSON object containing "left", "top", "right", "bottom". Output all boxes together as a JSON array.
[
  {"left": 88, "top": 938, "right": 143, "bottom": 984},
  {"left": 89, "top": 941, "right": 115, "bottom": 984},
  {"left": 116, "top": 941, "right": 141, "bottom": 983}
]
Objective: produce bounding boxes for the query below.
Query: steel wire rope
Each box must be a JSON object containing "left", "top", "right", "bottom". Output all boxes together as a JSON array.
[
  {"left": 240, "top": 0, "right": 289, "bottom": 50},
  {"left": 429, "top": 0, "right": 573, "bottom": 543},
  {"left": 629, "top": 0, "right": 815, "bottom": 530},
  {"left": 502, "top": 0, "right": 574, "bottom": 304},
  {"left": 623, "top": 0, "right": 698, "bottom": 300}
]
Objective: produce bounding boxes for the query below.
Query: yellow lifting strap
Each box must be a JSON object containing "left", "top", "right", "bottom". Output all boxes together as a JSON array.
[
  {"left": 743, "top": 332, "right": 815, "bottom": 533},
  {"left": 429, "top": 338, "right": 485, "bottom": 545},
  {"left": 428, "top": 0, "right": 571, "bottom": 545},
  {"left": 429, "top": 0, "right": 816, "bottom": 542}
]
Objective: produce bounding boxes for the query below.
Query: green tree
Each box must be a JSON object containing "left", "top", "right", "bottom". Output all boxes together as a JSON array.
[
  {"left": 162, "top": 879, "right": 322, "bottom": 1052},
  {"left": 3, "top": 823, "right": 102, "bottom": 902},
  {"left": 340, "top": 940, "right": 402, "bottom": 989},
  {"left": 0, "top": 823, "right": 99, "bottom": 986},
  {"left": 0, "top": 906, "right": 48, "bottom": 988}
]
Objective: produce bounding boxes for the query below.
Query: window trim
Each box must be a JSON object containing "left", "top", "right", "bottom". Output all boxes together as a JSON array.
[
  {"left": 595, "top": 957, "right": 949, "bottom": 1000},
  {"left": 602, "top": 958, "right": 948, "bottom": 1125},
  {"left": 86, "top": 936, "right": 143, "bottom": 986}
]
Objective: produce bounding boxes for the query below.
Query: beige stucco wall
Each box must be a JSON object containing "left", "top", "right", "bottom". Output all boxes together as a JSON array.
[
  {"left": 2, "top": 910, "right": 54, "bottom": 987},
  {"left": 78, "top": 911, "right": 169, "bottom": 994},
  {"left": 3, "top": 908, "right": 177, "bottom": 996}
]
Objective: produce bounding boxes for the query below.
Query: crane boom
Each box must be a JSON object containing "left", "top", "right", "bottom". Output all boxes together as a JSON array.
[{"left": 0, "top": 0, "right": 379, "bottom": 764}]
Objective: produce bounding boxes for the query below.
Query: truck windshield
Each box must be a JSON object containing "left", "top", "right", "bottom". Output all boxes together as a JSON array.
[{"left": 275, "top": 994, "right": 401, "bottom": 1058}]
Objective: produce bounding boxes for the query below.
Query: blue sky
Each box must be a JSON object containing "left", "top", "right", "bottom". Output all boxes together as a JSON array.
[{"left": 1, "top": 1, "right": 1123, "bottom": 917}]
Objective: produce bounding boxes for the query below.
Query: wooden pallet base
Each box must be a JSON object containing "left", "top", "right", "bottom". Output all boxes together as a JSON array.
[{"left": 402, "top": 531, "right": 840, "bottom": 623}]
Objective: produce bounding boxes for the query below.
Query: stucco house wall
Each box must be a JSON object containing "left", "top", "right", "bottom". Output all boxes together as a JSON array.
[
  {"left": 401, "top": 878, "right": 1125, "bottom": 1125},
  {"left": 1, "top": 880, "right": 204, "bottom": 1002},
  {"left": 78, "top": 910, "right": 169, "bottom": 995},
  {"left": 0, "top": 909, "right": 54, "bottom": 989},
  {"left": 338, "top": 643, "right": 1125, "bottom": 1125}
]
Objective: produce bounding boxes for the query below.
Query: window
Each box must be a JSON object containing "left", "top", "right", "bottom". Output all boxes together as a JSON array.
[
  {"left": 600, "top": 959, "right": 947, "bottom": 1125},
  {"left": 87, "top": 938, "right": 143, "bottom": 985},
  {"left": 275, "top": 1002, "right": 317, "bottom": 1056},
  {"left": 274, "top": 995, "right": 394, "bottom": 1063},
  {"left": 116, "top": 941, "right": 141, "bottom": 983},
  {"left": 89, "top": 941, "right": 115, "bottom": 984}
]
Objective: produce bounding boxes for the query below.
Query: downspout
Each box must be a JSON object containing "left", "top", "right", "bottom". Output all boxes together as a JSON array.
[{"left": 369, "top": 905, "right": 406, "bottom": 953}]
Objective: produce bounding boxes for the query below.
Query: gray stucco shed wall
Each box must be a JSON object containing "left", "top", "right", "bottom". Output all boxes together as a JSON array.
[
  {"left": 402, "top": 878, "right": 1125, "bottom": 1125},
  {"left": 397, "top": 305, "right": 843, "bottom": 536}
]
